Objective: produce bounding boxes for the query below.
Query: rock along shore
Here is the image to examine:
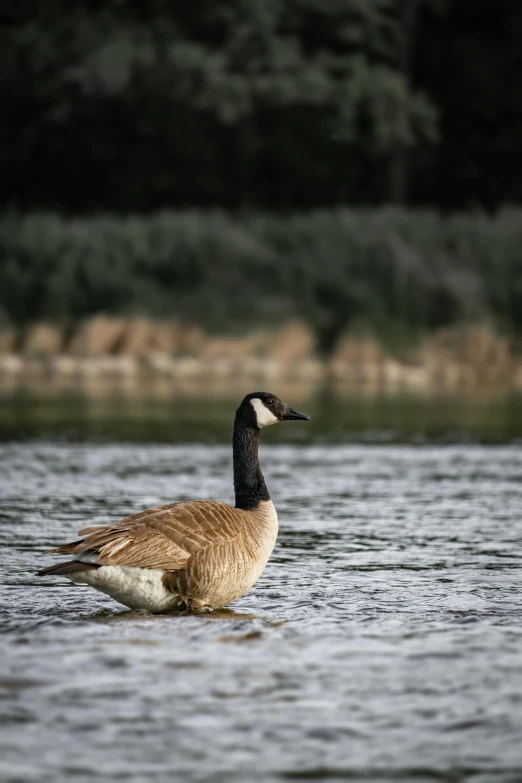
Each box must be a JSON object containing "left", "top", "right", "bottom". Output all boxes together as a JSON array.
[{"left": 1, "top": 317, "right": 521, "bottom": 398}]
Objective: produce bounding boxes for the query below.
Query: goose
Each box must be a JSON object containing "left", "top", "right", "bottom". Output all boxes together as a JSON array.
[{"left": 37, "top": 392, "right": 310, "bottom": 613}]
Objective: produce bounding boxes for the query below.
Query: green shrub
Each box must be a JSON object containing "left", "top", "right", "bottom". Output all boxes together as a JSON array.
[{"left": 1, "top": 208, "right": 521, "bottom": 353}]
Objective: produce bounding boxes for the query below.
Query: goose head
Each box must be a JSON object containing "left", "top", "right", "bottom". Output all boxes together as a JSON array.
[{"left": 237, "top": 392, "right": 310, "bottom": 429}]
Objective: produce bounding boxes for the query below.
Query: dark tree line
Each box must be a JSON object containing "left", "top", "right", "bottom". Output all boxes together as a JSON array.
[{"left": 1, "top": 0, "right": 522, "bottom": 213}]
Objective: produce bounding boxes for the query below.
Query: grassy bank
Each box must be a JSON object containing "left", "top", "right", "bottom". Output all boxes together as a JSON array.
[{"left": 1, "top": 208, "right": 522, "bottom": 354}]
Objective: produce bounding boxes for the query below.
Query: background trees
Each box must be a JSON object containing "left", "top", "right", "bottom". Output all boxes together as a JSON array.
[
  {"left": 2, "top": 209, "right": 521, "bottom": 350},
  {"left": 2, "top": 0, "right": 521, "bottom": 213}
]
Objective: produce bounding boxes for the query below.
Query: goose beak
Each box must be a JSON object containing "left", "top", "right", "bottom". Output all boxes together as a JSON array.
[{"left": 282, "top": 405, "right": 310, "bottom": 421}]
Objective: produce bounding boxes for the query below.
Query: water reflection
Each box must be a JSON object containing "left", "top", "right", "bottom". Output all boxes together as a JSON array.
[
  {"left": 91, "top": 607, "right": 269, "bottom": 624},
  {"left": 1, "top": 390, "right": 522, "bottom": 442}
]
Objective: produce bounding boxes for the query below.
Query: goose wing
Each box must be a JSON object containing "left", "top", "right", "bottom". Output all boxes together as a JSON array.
[{"left": 49, "top": 500, "right": 242, "bottom": 571}]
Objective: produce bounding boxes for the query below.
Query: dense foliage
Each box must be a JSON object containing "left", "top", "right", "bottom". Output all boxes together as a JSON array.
[
  {"left": 1, "top": 0, "right": 521, "bottom": 211},
  {"left": 1, "top": 209, "right": 521, "bottom": 352}
]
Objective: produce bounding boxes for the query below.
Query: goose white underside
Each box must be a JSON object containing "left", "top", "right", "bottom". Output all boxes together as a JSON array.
[{"left": 69, "top": 565, "right": 181, "bottom": 613}]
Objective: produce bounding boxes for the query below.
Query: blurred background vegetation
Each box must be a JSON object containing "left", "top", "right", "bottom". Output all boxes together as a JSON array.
[
  {"left": 0, "top": 0, "right": 521, "bottom": 353},
  {"left": 2, "top": 209, "right": 522, "bottom": 354}
]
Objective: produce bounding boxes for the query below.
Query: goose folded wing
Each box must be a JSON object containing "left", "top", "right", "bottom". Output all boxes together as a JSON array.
[{"left": 51, "top": 500, "right": 241, "bottom": 571}]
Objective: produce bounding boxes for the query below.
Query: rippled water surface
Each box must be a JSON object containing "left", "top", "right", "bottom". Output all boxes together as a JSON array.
[{"left": 2, "top": 413, "right": 522, "bottom": 781}]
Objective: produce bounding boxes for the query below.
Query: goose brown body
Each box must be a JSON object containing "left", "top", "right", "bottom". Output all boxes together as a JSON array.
[
  {"left": 45, "top": 499, "right": 278, "bottom": 612},
  {"left": 37, "top": 392, "right": 309, "bottom": 613}
]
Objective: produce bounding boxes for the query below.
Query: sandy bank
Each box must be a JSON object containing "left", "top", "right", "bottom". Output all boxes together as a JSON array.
[{"left": 1, "top": 318, "right": 521, "bottom": 398}]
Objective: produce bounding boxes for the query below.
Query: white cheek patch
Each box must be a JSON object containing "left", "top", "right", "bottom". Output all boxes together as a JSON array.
[{"left": 250, "top": 398, "right": 279, "bottom": 428}]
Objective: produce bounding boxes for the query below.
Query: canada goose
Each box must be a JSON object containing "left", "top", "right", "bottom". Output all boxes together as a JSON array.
[{"left": 37, "top": 392, "right": 310, "bottom": 613}]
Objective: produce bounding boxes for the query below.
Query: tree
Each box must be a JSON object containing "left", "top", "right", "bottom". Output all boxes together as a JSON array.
[{"left": 0, "top": 0, "right": 440, "bottom": 211}]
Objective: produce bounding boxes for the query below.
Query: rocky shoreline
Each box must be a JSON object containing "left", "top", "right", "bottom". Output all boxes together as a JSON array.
[{"left": 1, "top": 317, "right": 520, "bottom": 397}]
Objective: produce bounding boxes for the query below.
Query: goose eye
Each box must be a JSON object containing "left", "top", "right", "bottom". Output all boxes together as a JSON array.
[{"left": 266, "top": 398, "right": 274, "bottom": 405}]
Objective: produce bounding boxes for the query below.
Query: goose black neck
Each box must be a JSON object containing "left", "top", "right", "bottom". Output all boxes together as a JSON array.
[{"left": 233, "top": 418, "right": 270, "bottom": 510}]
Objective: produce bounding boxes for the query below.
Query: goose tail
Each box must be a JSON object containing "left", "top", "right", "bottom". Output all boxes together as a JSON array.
[{"left": 36, "top": 561, "right": 100, "bottom": 577}]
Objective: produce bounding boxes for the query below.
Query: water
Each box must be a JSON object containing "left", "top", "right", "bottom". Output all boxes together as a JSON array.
[
  {"left": 2, "top": 391, "right": 522, "bottom": 443},
  {"left": 1, "top": 397, "right": 522, "bottom": 782}
]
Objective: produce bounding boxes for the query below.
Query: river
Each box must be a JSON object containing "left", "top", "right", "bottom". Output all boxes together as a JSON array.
[{"left": 1, "top": 393, "right": 522, "bottom": 782}]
